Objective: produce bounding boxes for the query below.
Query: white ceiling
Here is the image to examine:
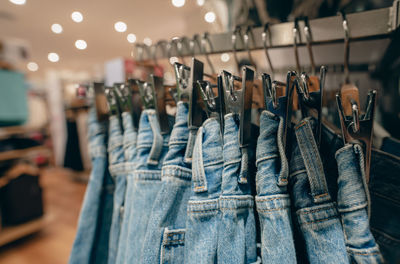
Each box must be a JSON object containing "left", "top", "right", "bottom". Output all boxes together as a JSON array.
[{"left": 0, "top": 0, "right": 217, "bottom": 78}]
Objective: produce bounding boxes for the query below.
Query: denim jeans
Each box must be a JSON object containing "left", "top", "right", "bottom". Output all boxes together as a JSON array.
[
  {"left": 125, "top": 109, "right": 170, "bottom": 263},
  {"left": 185, "top": 118, "right": 223, "bottom": 264},
  {"left": 107, "top": 114, "right": 133, "bottom": 264},
  {"left": 217, "top": 113, "right": 257, "bottom": 263},
  {"left": 335, "top": 144, "right": 384, "bottom": 263},
  {"left": 140, "top": 102, "right": 194, "bottom": 263},
  {"left": 255, "top": 111, "right": 296, "bottom": 263},
  {"left": 70, "top": 109, "right": 114, "bottom": 264},
  {"left": 115, "top": 112, "right": 138, "bottom": 264},
  {"left": 289, "top": 118, "right": 348, "bottom": 264}
]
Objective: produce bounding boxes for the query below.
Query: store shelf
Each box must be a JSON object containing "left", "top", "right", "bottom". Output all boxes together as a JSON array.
[
  {"left": 0, "top": 146, "right": 52, "bottom": 162},
  {"left": 0, "top": 215, "right": 48, "bottom": 247}
]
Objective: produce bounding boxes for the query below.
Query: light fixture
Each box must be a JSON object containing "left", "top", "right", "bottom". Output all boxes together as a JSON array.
[
  {"left": 127, "top": 33, "right": 137, "bottom": 43},
  {"left": 114, "top": 21, "right": 127, "bottom": 33},
  {"left": 169, "top": 57, "right": 179, "bottom": 65},
  {"left": 196, "top": 0, "right": 205, "bottom": 6},
  {"left": 171, "top": 0, "right": 185, "bottom": 8},
  {"left": 204, "top": 11, "right": 216, "bottom": 23},
  {"left": 51, "top": 24, "right": 63, "bottom": 34},
  {"left": 75, "top": 40, "right": 87, "bottom": 50},
  {"left": 71, "top": 11, "right": 83, "bottom": 23},
  {"left": 27, "top": 62, "right": 38, "bottom": 72},
  {"left": 48, "top": 52, "right": 59, "bottom": 62},
  {"left": 143, "top": 37, "right": 152, "bottom": 46},
  {"left": 9, "top": 0, "right": 26, "bottom": 5},
  {"left": 221, "top": 53, "right": 230, "bottom": 62}
]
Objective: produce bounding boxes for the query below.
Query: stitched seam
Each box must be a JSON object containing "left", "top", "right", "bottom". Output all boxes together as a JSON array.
[{"left": 298, "top": 206, "right": 336, "bottom": 215}]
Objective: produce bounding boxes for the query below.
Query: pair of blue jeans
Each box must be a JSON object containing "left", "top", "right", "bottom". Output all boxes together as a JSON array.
[
  {"left": 255, "top": 111, "right": 297, "bottom": 263},
  {"left": 69, "top": 109, "right": 114, "bottom": 264},
  {"left": 185, "top": 117, "right": 223, "bottom": 264},
  {"left": 218, "top": 114, "right": 257, "bottom": 263},
  {"left": 124, "top": 109, "right": 170, "bottom": 263},
  {"left": 115, "top": 112, "right": 138, "bottom": 264},
  {"left": 335, "top": 144, "right": 384, "bottom": 263},
  {"left": 289, "top": 117, "right": 349, "bottom": 263},
  {"left": 140, "top": 102, "right": 194, "bottom": 263}
]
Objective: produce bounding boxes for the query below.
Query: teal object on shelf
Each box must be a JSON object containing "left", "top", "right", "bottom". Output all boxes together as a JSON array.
[{"left": 0, "top": 70, "right": 28, "bottom": 126}]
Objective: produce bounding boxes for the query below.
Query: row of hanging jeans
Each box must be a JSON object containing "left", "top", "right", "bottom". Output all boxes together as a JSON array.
[{"left": 69, "top": 101, "right": 400, "bottom": 264}]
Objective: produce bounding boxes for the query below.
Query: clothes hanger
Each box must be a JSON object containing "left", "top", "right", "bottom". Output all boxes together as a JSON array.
[
  {"left": 127, "top": 79, "right": 142, "bottom": 131},
  {"left": 221, "top": 66, "right": 254, "bottom": 148},
  {"left": 336, "top": 11, "right": 377, "bottom": 183},
  {"left": 262, "top": 23, "right": 275, "bottom": 79},
  {"left": 93, "top": 82, "right": 109, "bottom": 121},
  {"left": 105, "top": 86, "right": 120, "bottom": 117}
]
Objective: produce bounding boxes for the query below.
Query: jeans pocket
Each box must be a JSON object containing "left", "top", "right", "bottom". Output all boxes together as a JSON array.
[{"left": 160, "top": 227, "right": 185, "bottom": 264}]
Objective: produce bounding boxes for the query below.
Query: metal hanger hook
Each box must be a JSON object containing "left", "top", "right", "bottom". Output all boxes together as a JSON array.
[
  {"left": 244, "top": 26, "right": 257, "bottom": 72},
  {"left": 293, "top": 18, "right": 302, "bottom": 73},
  {"left": 262, "top": 23, "right": 274, "bottom": 77},
  {"left": 232, "top": 26, "right": 243, "bottom": 73},
  {"left": 152, "top": 40, "right": 168, "bottom": 66},
  {"left": 201, "top": 32, "right": 216, "bottom": 74},
  {"left": 191, "top": 34, "right": 202, "bottom": 58},
  {"left": 339, "top": 11, "right": 350, "bottom": 84},
  {"left": 302, "top": 17, "right": 316, "bottom": 75}
]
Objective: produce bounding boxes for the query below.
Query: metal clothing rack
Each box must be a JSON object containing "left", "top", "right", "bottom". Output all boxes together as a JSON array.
[{"left": 134, "top": 1, "right": 400, "bottom": 62}]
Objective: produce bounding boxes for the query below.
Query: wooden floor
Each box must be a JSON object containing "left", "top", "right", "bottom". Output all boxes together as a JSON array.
[{"left": 0, "top": 167, "right": 87, "bottom": 264}]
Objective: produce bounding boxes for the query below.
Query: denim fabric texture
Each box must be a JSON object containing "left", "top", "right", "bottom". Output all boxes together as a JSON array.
[
  {"left": 184, "top": 118, "right": 223, "bottom": 264},
  {"left": 107, "top": 115, "right": 126, "bottom": 264},
  {"left": 217, "top": 113, "right": 257, "bottom": 264},
  {"left": 335, "top": 144, "right": 384, "bottom": 263},
  {"left": 140, "top": 102, "right": 193, "bottom": 263},
  {"left": 255, "top": 111, "right": 296, "bottom": 263},
  {"left": 69, "top": 109, "right": 113, "bottom": 264},
  {"left": 124, "top": 109, "right": 170, "bottom": 263},
  {"left": 289, "top": 117, "right": 349, "bottom": 264}
]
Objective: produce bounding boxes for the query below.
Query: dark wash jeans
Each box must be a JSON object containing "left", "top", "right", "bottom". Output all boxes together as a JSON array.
[
  {"left": 124, "top": 109, "right": 170, "bottom": 263},
  {"left": 140, "top": 102, "right": 194, "bottom": 263},
  {"left": 321, "top": 125, "right": 400, "bottom": 263},
  {"left": 69, "top": 109, "right": 114, "bottom": 264},
  {"left": 289, "top": 118, "right": 349, "bottom": 264},
  {"left": 255, "top": 111, "right": 297, "bottom": 263}
]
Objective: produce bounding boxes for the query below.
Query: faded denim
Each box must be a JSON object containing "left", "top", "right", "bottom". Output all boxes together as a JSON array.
[
  {"left": 289, "top": 117, "right": 348, "bottom": 264},
  {"left": 124, "top": 109, "right": 170, "bottom": 263},
  {"left": 335, "top": 144, "right": 384, "bottom": 263},
  {"left": 69, "top": 109, "right": 113, "bottom": 264},
  {"left": 115, "top": 112, "right": 138, "bottom": 264},
  {"left": 184, "top": 118, "right": 223, "bottom": 264},
  {"left": 140, "top": 102, "right": 193, "bottom": 263},
  {"left": 255, "top": 111, "right": 296, "bottom": 263},
  {"left": 217, "top": 113, "right": 257, "bottom": 264}
]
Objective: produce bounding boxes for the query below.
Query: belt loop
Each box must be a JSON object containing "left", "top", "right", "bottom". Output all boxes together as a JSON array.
[
  {"left": 184, "top": 128, "right": 197, "bottom": 164},
  {"left": 295, "top": 118, "right": 331, "bottom": 204},
  {"left": 147, "top": 111, "right": 164, "bottom": 166},
  {"left": 192, "top": 127, "right": 208, "bottom": 192}
]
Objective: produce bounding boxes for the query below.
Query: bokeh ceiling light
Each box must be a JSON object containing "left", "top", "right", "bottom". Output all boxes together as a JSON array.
[
  {"left": 48, "top": 52, "right": 59, "bottom": 62},
  {"left": 169, "top": 56, "right": 179, "bottom": 65},
  {"left": 204, "top": 11, "right": 216, "bottom": 23},
  {"left": 220, "top": 53, "right": 230, "bottom": 62},
  {"left": 127, "top": 33, "right": 137, "bottom": 43},
  {"left": 75, "top": 40, "right": 87, "bottom": 50},
  {"left": 51, "top": 23, "right": 63, "bottom": 34},
  {"left": 27, "top": 62, "right": 38, "bottom": 72},
  {"left": 71, "top": 11, "right": 83, "bottom": 23},
  {"left": 114, "top": 21, "right": 127, "bottom": 32},
  {"left": 143, "top": 37, "right": 152, "bottom": 46},
  {"left": 196, "top": 0, "right": 205, "bottom": 6},
  {"left": 9, "top": 0, "right": 26, "bottom": 5},
  {"left": 171, "top": 0, "right": 185, "bottom": 8}
]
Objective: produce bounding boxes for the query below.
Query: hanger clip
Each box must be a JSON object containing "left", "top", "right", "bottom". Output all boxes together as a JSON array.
[{"left": 172, "top": 62, "right": 191, "bottom": 102}]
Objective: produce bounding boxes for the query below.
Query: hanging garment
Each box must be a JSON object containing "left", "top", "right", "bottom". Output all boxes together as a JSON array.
[
  {"left": 184, "top": 118, "right": 223, "bottom": 264},
  {"left": 217, "top": 113, "right": 257, "bottom": 263},
  {"left": 107, "top": 115, "right": 126, "bottom": 264},
  {"left": 288, "top": 118, "right": 349, "bottom": 264},
  {"left": 140, "top": 102, "right": 194, "bottom": 263},
  {"left": 115, "top": 112, "right": 138, "bottom": 264},
  {"left": 69, "top": 109, "right": 114, "bottom": 264},
  {"left": 335, "top": 144, "right": 384, "bottom": 263},
  {"left": 255, "top": 111, "right": 297, "bottom": 263},
  {"left": 125, "top": 109, "right": 170, "bottom": 263}
]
